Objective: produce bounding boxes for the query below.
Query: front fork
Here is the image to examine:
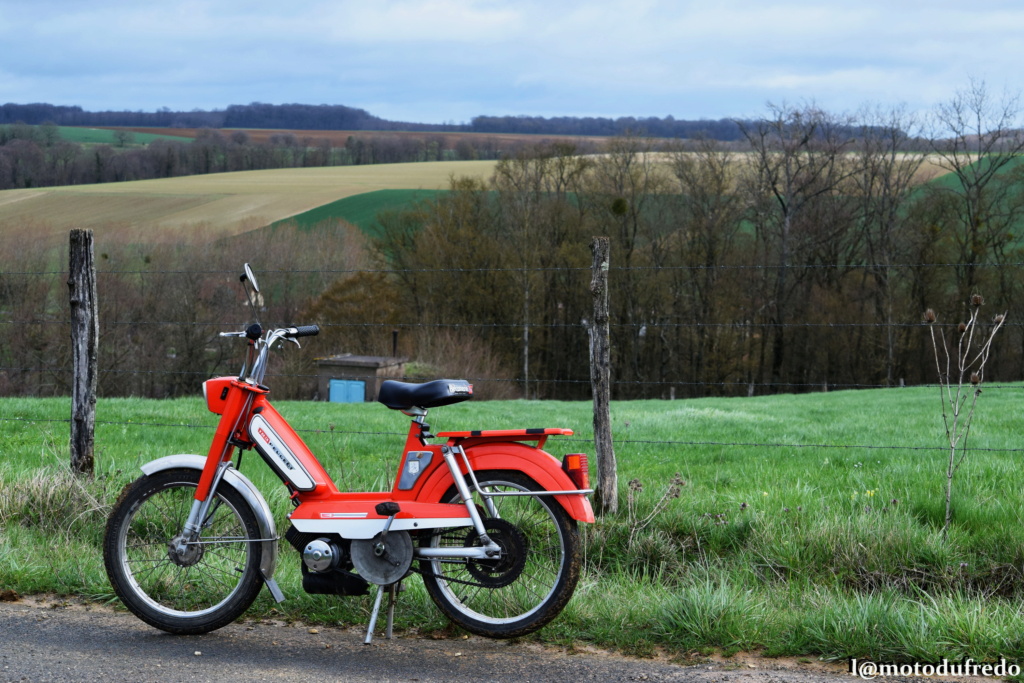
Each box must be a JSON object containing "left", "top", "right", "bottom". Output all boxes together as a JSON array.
[
  {"left": 173, "top": 459, "right": 234, "bottom": 555},
  {"left": 175, "top": 387, "right": 255, "bottom": 553}
]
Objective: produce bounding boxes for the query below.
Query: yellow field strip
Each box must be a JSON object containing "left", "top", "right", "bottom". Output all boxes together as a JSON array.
[{"left": 0, "top": 161, "right": 498, "bottom": 246}]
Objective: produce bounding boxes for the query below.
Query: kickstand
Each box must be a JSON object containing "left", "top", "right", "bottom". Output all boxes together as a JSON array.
[
  {"left": 385, "top": 581, "right": 398, "bottom": 639},
  {"left": 363, "top": 582, "right": 400, "bottom": 644}
]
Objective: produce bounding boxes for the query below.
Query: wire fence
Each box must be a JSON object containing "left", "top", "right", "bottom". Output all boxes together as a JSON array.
[
  {"left": 4, "top": 415, "right": 1024, "bottom": 456},
  {"left": 3, "top": 261, "right": 1023, "bottom": 459}
]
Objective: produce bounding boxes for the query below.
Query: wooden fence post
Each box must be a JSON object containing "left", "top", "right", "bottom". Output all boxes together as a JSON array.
[
  {"left": 589, "top": 237, "right": 617, "bottom": 515},
  {"left": 69, "top": 229, "right": 97, "bottom": 476}
]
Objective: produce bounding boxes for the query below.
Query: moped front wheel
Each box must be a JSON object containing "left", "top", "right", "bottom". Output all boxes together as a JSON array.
[
  {"left": 103, "top": 468, "right": 264, "bottom": 635},
  {"left": 419, "top": 470, "right": 581, "bottom": 638}
]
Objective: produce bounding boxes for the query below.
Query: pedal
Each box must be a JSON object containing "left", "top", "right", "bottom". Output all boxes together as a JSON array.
[
  {"left": 375, "top": 501, "right": 401, "bottom": 544},
  {"left": 375, "top": 502, "right": 400, "bottom": 517}
]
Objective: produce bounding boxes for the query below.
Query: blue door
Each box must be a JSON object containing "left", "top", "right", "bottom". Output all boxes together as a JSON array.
[{"left": 329, "top": 379, "right": 365, "bottom": 403}]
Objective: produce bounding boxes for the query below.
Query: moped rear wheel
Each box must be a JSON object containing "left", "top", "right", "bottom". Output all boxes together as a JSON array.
[
  {"left": 103, "top": 469, "right": 264, "bottom": 635},
  {"left": 419, "top": 470, "right": 581, "bottom": 638}
]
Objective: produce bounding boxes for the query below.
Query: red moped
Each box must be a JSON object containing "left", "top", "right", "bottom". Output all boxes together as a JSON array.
[{"left": 103, "top": 264, "right": 594, "bottom": 642}]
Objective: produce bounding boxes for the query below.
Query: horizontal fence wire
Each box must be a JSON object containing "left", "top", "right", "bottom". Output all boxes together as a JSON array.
[
  {"left": 5, "top": 415, "right": 1024, "bottom": 455},
  {"left": 3, "top": 320, "right": 1022, "bottom": 331},
  {"left": 1, "top": 361, "right": 1017, "bottom": 396},
  {"left": 5, "top": 363, "right": 1024, "bottom": 393},
  {"left": 5, "top": 260, "right": 1024, "bottom": 277}
]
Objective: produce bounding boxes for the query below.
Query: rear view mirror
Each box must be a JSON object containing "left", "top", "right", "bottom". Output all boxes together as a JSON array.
[{"left": 242, "top": 263, "right": 260, "bottom": 293}]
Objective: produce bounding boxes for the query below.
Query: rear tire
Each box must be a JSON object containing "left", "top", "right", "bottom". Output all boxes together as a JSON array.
[
  {"left": 103, "top": 469, "right": 264, "bottom": 635},
  {"left": 419, "top": 470, "right": 581, "bottom": 638}
]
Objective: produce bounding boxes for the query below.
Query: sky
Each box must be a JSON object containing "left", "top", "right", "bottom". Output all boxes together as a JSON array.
[{"left": 3, "top": 0, "right": 1024, "bottom": 125}]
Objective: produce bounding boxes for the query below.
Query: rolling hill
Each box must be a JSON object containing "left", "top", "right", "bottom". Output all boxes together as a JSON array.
[{"left": 0, "top": 160, "right": 498, "bottom": 249}]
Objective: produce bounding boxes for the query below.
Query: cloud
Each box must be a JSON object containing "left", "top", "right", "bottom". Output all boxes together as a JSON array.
[{"left": 3, "top": 0, "right": 1024, "bottom": 122}]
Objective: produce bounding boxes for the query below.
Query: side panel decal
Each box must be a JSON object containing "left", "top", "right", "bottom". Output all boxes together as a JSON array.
[
  {"left": 249, "top": 414, "right": 316, "bottom": 491},
  {"left": 398, "top": 451, "right": 433, "bottom": 490}
]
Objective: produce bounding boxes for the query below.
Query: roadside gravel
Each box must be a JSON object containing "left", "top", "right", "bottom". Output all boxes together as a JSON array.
[{"left": 0, "top": 596, "right": 933, "bottom": 683}]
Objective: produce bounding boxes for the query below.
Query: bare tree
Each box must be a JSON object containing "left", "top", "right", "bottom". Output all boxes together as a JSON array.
[
  {"left": 853, "top": 105, "right": 929, "bottom": 385},
  {"left": 586, "top": 134, "right": 670, "bottom": 392},
  {"left": 492, "top": 143, "right": 592, "bottom": 398},
  {"left": 739, "top": 103, "right": 860, "bottom": 390},
  {"left": 665, "top": 137, "right": 747, "bottom": 393},
  {"left": 113, "top": 129, "right": 135, "bottom": 148},
  {"left": 493, "top": 149, "right": 548, "bottom": 398},
  {"left": 930, "top": 79, "right": 1024, "bottom": 294}
]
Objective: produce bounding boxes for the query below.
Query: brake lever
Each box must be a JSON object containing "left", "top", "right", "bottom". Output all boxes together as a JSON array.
[{"left": 269, "top": 334, "right": 301, "bottom": 349}]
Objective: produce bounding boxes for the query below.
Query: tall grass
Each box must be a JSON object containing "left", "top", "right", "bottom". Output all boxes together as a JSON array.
[{"left": 3, "top": 385, "right": 1024, "bottom": 661}]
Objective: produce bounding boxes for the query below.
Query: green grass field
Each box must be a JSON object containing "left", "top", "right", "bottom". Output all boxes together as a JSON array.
[
  {"left": 4, "top": 384, "right": 1024, "bottom": 662},
  {"left": 53, "top": 126, "right": 193, "bottom": 145},
  {"left": 270, "top": 188, "right": 446, "bottom": 236}
]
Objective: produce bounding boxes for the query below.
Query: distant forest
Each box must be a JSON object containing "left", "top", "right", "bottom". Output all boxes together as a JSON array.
[
  {"left": 0, "top": 120, "right": 602, "bottom": 191},
  {"left": 0, "top": 102, "right": 745, "bottom": 140}
]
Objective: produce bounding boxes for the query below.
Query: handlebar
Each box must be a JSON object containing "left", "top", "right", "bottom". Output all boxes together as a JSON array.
[
  {"left": 219, "top": 324, "right": 319, "bottom": 339},
  {"left": 286, "top": 325, "right": 320, "bottom": 338},
  {"left": 221, "top": 324, "right": 319, "bottom": 384}
]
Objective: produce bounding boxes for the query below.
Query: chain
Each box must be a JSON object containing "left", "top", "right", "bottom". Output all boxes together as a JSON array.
[
  {"left": 411, "top": 529, "right": 497, "bottom": 590},
  {"left": 411, "top": 563, "right": 495, "bottom": 590}
]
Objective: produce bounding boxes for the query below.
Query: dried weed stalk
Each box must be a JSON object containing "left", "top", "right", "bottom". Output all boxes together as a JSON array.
[
  {"left": 925, "top": 295, "right": 1006, "bottom": 538},
  {"left": 624, "top": 473, "right": 685, "bottom": 548}
]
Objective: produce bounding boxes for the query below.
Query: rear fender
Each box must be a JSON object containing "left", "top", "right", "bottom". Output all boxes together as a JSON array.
[
  {"left": 417, "top": 443, "right": 595, "bottom": 523},
  {"left": 140, "top": 454, "right": 281, "bottom": 595}
]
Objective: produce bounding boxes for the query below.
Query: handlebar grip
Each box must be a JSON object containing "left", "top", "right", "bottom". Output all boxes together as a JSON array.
[{"left": 287, "top": 325, "right": 320, "bottom": 338}]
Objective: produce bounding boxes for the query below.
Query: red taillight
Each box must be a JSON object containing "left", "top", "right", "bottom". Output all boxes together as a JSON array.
[{"left": 562, "top": 453, "right": 590, "bottom": 490}]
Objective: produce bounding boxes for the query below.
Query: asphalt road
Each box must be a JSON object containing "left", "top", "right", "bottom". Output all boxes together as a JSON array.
[{"left": 0, "top": 597, "right": 871, "bottom": 683}]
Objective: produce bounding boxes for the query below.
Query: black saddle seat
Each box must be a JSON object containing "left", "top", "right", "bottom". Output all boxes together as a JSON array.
[{"left": 378, "top": 379, "right": 473, "bottom": 411}]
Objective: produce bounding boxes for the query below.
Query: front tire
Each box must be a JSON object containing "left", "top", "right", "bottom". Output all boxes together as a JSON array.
[
  {"left": 103, "top": 469, "right": 264, "bottom": 635},
  {"left": 419, "top": 471, "right": 581, "bottom": 638}
]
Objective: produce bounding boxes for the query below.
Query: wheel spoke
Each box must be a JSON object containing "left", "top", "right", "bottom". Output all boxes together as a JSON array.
[{"left": 128, "top": 557, "right": 173, "bottom": 583}]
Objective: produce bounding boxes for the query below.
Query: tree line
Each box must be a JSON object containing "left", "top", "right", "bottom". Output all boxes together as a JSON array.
[
  {"left": 0, "top": 102, "right": 430, "bottom": 131},
  {"left": 468, "top": 114, "right": 745, "bottom": 139},
  {"left": 2, "top": 84, "right": 1023, "bottom": 401},
  {"left": 0, "top": 124, "right": 579, "bottom": 190},
  {"left": 0, "top": 102, "right": 758, "bottom": 140}
]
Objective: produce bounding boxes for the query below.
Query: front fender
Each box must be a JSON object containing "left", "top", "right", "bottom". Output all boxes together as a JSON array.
[
  {"left": 140, "top": 455, "right": 281, "bottom": 594},
  {"left": 418, "top": 443, "right": 595, "bottom": 523}
]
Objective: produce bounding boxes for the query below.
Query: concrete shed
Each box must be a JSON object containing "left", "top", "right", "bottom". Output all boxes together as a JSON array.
[{"left": 315, "top": 354, "right": 406, "bottom": 402}]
